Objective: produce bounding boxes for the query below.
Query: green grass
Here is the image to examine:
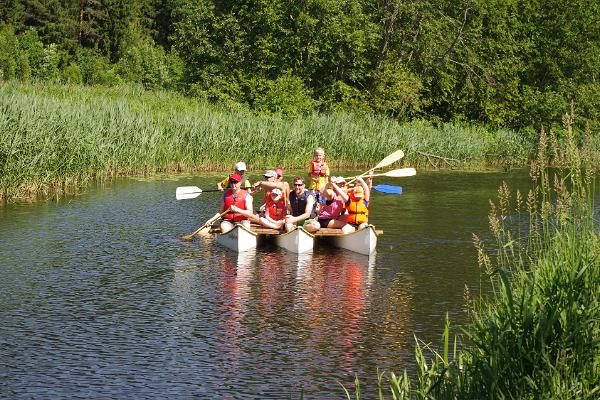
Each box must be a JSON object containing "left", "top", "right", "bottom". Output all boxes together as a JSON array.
[
  {"left": 1, "top": 81, "right": 532, "bottom": 202},
  {"left": 344, "top": 114, "right": 600, "bottom": 399}
]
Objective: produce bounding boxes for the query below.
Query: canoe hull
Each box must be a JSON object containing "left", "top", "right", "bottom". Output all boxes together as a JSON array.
[
  {"left": 216, "top": 224, "right": 258, "bottom": 252},
  {"left": 274, "top": 227, "right": 314, "bottom": 253},
  {"left": 328, "top": 225, "right": 378, "bottom": 255}
]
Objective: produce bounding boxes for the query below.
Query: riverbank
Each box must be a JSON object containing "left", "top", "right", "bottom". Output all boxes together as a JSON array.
[
  {"left": 348, "top": 119, "right": 600, "bottom": 398},
  {"left": 0, "top": 81, "right": 535, "bottom": 203}
]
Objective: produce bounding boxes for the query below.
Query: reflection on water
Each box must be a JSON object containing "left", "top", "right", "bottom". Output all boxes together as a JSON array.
[{"left": 0, "top": 170, "right": 533, "bottom": 398}]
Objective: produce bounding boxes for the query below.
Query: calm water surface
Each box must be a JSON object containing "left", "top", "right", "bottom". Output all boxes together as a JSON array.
[{"left": 0, "top": 170, "right": 532, "bottom": 398}]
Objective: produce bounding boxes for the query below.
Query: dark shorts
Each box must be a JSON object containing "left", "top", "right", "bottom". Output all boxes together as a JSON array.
[{"left": 318, "top": 218, "right": 332, "bottom": 228}]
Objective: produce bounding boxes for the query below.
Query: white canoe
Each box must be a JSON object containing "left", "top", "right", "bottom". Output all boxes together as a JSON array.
[
  {"left": 317, "top": 225, "right": 379, "bottom": 255},
  {"left": 215, "top": 223, "right": 258, "bottom": 252},
  {"left": 273, "top": 227, "right": 315, "bottom": 253}
]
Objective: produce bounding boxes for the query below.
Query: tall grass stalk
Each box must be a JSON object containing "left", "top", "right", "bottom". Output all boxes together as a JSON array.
[
  {"left": 345, "top": 111, "right": 600, "bottom": 398},
  {"left": 0, "top": 82, "right": 530, "bottom": 202}
]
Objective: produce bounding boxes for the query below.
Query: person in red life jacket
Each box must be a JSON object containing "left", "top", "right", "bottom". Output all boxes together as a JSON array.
[
  {"left": 274, "top": 167, "right": 291, "bottom": 203},
  {"left": 252, "top": 169, "right": 288, "bottom": 213},
  {"left": 307, "top": 147, "right": 330, "bottom": 195},
  {"left": 315, "top": 178, "right": 350, "bottom": 231},
  {"left": 258, "top": 188, "right": 288, "bottom": 230},
  {"left": 284, "top": 176, "right": 319, "bottom": 233},
  {"left": 343, "top": 176, "right": 371, "bottom": 232},
  {"left": 220, "top": 173, "right": 258, "bottom": 233}
]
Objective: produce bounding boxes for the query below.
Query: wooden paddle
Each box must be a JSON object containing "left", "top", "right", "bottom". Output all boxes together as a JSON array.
[
  {"left": 342, "top": 167, "right": 416, "bottom": 180},
  {"left": 180, "top": 207, "right": 230, "bottom": 241},
  {"left": 347, "top": 149, "right": 405, "bottom": 185}
]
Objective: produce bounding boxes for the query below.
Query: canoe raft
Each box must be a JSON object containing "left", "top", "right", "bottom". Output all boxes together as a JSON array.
[{"left": 211, "top": 224, "right": 381, "bottom": 255}]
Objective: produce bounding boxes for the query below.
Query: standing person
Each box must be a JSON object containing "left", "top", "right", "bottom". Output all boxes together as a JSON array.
[
  {"left": 315, "top": 179, "right": 350, "bottom": 231},
  {"left": 343, "top": 176, "right": 371, "bottom": 232},
  {"left": 284, "top": 176, "right": 319, "bottom": 232},
  {"left": 220, "top": 173, "right": 258, "bottom": 233},
  {"left": 258, "top": 188, "right": 287, "bottom": 230},
  {"left": 307, "top": 147, "right": 330, "bottom": 196},
  {"left": 218, "top": 161, "right": 251, "bottom": 191}
]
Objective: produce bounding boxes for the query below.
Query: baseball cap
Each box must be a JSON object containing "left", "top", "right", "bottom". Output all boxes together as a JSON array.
[
  {"left": 264, "top": 170, "right": 277, "bottom": 178},
  {"left": 275, "top": 168, "right": 284, "bottom": 178},
  {"left": 271, "top": 188, "right": 283, "bottom": 201},
  {"left": 235, "top": 161, "right": 247, "bottom": 171},
  {"left": 229, "top": 173, "right": 243, "bottom": 183}
]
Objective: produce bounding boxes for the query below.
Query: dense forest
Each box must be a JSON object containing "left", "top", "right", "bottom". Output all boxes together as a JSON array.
[{"left": 1, "top": 0, "right": 599, "bottom": 131}]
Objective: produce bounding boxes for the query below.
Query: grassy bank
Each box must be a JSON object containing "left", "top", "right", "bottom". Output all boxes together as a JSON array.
[
  {"left": 1, "top": 82, "right": 533, "bottom": 202},
  {"left": 347, "top": 117, "right": 600, "bottom": 398}
]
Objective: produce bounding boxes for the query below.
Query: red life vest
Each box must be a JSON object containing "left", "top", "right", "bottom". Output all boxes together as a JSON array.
[
  {"left": 310, "top": 160, "right": 328, "bottom": 177},
  {"left": 266, "top": 194, "right": 287, "bottom": 220},
  {"left": 346, "top": 191, "right": 368, "bottom": 224},
  {"left": 223, "top": 189, "right": 248, "bottom": 221}
]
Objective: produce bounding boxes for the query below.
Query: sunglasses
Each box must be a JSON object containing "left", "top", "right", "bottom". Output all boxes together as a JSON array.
[{"left": 294, "top": 183, "right": 304, "bottom": 186}]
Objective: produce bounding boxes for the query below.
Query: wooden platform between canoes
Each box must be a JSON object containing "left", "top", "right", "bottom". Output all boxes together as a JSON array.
[{"left": 210, "top": 225, "right": 383, "bottom": 237}]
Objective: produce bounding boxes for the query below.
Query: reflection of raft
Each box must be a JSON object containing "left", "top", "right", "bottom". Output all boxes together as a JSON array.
[{"left": 212, "top": 224, "right": 381, "bottom": 255}]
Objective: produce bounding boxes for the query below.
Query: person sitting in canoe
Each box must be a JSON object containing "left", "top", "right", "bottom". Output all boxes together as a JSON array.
[
  {"left": 308, "top": 147, "right": 329, "bottom": 199},
  {"left": 284, "top": 176, "right": 319, "bottom": 233},
  {"left": 315, "top": 179, "right": 351, "bottom": 232},
  {"left": 217, "top": 161, "right": 252, "bottom": 191},
  {"left": 257, "top": 188, "right": 288, "bottom": 230},
  {"left": 252, "top": 169, "right": 288, "bottom": 212},
  {"left": 220, "top": 173, "right": 258, "bottom": 233},
  {"left": 343, "top": 176, "right": 371, "bottom": 232},
  {"left": 274, "top": 167, "right": 291, "bottom": 203}
]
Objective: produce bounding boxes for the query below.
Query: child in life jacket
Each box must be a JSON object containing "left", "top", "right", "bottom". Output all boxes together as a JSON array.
[
  {"left": 258, "top": 188, "right": 287, "bottom": 230},
  {"left": 343, "top": 176, "right": 371, "bottom": 232},
  {"left": 307, "top": 147, "right": 330, "bottom": 198}
]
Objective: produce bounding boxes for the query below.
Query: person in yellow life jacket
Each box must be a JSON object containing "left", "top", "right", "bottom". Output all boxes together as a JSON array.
[
  {"left": 307, "top": 147, "right": 330, "bottom": 194},
  {"left": 218, "top": 161, "right": 252, "bottom": 191},
  {"left": 258, "top": 188, "right": 287, "bottom": 230},
  {"left": 343, "top": 176, "right": 370, "bottom": 232},
  {"left": 220, "top": 173, "right": 258, "bottom": 233}
]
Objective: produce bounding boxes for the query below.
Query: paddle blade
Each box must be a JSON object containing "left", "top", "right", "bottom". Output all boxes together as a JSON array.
[
  {"left": 373, "top": 185, "right": 403, "bottom": 194},
  {"left": 176, "top": 186, "right": 202, "bottom": 200},
  {"left": 385, "top": 167, "right": 416, "bottom": 178},
  {"left": 373, "top": 150, "right": 404, "bottom": 170}
]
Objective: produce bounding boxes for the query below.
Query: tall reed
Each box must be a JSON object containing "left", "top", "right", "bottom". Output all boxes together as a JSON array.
[
  {"left": 345, "top": 111, "right": 600, "bottom": 398},
  {"left": 1, "top": 82, "right": 530, "bottom": 202}
]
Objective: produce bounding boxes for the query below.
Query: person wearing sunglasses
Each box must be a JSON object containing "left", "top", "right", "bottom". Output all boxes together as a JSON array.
[
  {"left": 284, "top": 177, "right": 319, "bottom": 233},
  {"left": 220, "top": 173, "right": 258, "bottom": 233}
]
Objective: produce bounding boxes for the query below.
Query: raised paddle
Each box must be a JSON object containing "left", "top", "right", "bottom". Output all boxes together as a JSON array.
[
  {"left": 347, "top": 149, "right": 405, "bottom": 185},
  {"left": 180, "top": 207, "right": 230, "bottom": 241},
  {"left": 372, "top": 185, "right": 403, "bottom": 194},
  {"left": 342, "top": 167, "right": 416, "bottom": 180},
  {"left": 176, "top": 186, "right": 223, "bottom": 200}
]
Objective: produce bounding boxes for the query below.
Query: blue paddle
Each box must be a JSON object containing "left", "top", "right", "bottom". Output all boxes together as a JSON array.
[{"left": 372, "top": 185, "right": 403, "bottom": 194}]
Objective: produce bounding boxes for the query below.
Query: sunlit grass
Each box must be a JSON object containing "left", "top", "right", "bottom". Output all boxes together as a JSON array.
[
  {"left": 345, "top": 112, "right": 600, "bottom": 399},
  {"left": 1, "top": 81, "right": 531, "bottom": 202}
]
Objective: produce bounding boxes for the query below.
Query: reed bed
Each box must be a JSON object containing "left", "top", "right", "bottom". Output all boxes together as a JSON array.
[
  {"left": 345, "top": 113, "right": 600, "bottom": 398},
  {"left": 1, "top": 82, "right": 530, "bottom": 202}
]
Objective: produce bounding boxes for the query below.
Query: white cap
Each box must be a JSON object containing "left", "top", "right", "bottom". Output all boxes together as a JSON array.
[
  {"left": 271, "top": 188, "right": 283, "bottom": 201},
  {"left": 264, "top": 170, "right": 277, "bottom": 178},
  {"left": 235, "top": 161, "right": 247, "bottom": 171},
  {"left": 333, "top": 176, "right": 346, "bottom": 184}
]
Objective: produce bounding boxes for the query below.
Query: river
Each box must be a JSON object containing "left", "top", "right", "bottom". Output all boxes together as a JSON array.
[{"left": 0, "top": 169, "right": 533, "bottom": 398}]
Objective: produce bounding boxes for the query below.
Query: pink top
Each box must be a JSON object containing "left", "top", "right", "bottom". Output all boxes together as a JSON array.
[{"left": 318, "top": 196, "right": 345, "bottom": 220}]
